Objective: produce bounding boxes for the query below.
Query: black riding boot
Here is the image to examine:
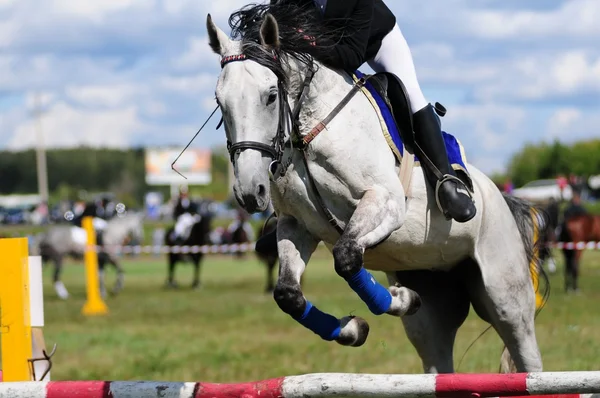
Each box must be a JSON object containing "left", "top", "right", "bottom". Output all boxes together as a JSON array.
[{"left": 413, "top": 104, "right": 476, "bottom": 223}]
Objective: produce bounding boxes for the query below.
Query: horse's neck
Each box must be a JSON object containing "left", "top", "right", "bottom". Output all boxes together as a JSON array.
[{"left": 287, "top": 59, "right": 355, "bottom": 136}]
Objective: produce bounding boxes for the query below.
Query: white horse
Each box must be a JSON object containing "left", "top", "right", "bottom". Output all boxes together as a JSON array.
[
  {"left": 35, "top": 211, "right": 145, "bottom": 299},
  {"left": 205, "top": 4, "right": 549, "bottom": 374}
]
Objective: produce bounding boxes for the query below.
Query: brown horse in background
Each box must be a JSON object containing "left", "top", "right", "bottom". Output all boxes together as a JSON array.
[{"left": 560, "top": 214, "right": 600, "bottom": 292}]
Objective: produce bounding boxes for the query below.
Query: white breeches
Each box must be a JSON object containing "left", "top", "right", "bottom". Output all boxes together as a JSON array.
[
  {"left": 367, "top": 24, "right": 429, "bottom": 114},
  {"left": 92, "top": 217, "right": 108, "bottom": 232},
  {"left": 174, "top": 213, "right": 201, "bottom": 240}
]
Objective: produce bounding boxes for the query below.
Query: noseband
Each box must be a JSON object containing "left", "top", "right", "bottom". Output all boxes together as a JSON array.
[{"left": 219, "top": 53, "right": 315, "bottom": 179}]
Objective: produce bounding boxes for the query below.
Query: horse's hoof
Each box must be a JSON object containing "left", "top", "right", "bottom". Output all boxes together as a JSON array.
[
  {"left": 335, "top": 316, "right": 369, "bottom": 347},
  {"left": 191, "top": 283, "right": 201, "bottom": 290},
  {"left": 111, "top": 279, "right": 125, "bottom": 296},
  {"left": 387, "top": 286, "right": 421, "bottom": 316},
  {"left": 165, "top": 281, "right": 179, "bottom": 289},
  {"left": 54, "top": 281, "right": 69, "bottom": 300}
]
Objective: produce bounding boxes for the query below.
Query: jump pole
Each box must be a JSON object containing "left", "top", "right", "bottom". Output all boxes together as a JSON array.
[
  {"left": 1, "top": 371, "right": 600, "bottom": 398},
  {"left": 0, "top": 237, "right": 32, "bottom": 382},
  {"left": 0, "top": 238, "right": 50, "bottom": 382},
  {"left": 81, "top": 216, "right": 108, "bottom": 316}
]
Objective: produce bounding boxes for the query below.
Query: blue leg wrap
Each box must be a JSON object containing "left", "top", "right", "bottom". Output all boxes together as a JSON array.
[
  {"left": 346, "top": 267, "right": 392, "bottom": 315},
  {"left": 293, "top": 300, "right": 341, "bottom": 341}
]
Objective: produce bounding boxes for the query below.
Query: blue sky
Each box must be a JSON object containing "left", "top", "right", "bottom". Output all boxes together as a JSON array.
[{"left": 0, "top": 0, "right": 598, "bottom": 177}]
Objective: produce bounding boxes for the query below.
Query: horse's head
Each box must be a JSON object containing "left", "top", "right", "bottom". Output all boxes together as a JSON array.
[
  {"left": 206, "top": 3, "right": 335, "bottom": 214},
  {"left": 207, "top": 13, "right": 284, "bottom": 213}
]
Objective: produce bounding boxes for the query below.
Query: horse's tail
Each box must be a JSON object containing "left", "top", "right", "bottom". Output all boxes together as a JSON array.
[{"left": 499, "top": 193, "right": 551, "bottom": 372}]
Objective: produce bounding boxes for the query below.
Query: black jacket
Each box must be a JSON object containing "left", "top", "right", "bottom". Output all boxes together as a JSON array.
[
  {"left": 173, "top": 198, "right": 198, "bottom": 219},
  {"left": 315, "top": 0, "right": 396, "bottom": 72}
]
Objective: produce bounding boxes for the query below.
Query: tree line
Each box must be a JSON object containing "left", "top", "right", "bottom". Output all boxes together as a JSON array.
[
  {"left": 1, "top": 138, "right": 598, "bottom": 207},
  {"left": 497, "top": 139, "right": 600, "bottom": 188},
  {"left": 0, "top": 146, "right": 232, "bottom": 207}
]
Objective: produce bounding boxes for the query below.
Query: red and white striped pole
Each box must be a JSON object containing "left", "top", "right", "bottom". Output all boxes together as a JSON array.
[{"left": 1, "top": 371, "right": 599, "bottom": 398}]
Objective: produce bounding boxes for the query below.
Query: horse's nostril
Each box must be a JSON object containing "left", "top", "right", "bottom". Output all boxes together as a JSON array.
[{"left": 257, "top": 184, "right": 266, "bottom": 197}]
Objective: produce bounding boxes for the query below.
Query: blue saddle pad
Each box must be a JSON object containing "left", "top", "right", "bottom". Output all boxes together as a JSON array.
[{"left": 354, "top": 70, "right": 469, "bottom": 177}]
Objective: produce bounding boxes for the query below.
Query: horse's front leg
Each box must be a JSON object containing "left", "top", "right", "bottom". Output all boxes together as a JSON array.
[
  {"left": 333, "top": 185, "right": 421, "bottom": 317},
  {"left": 273, "top": 215, "right": 369, "bottom": 347}
]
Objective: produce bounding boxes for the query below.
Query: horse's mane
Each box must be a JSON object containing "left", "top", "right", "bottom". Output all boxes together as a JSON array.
[{"left": 228, "top": 1, "right": 346, "bottom": 85}]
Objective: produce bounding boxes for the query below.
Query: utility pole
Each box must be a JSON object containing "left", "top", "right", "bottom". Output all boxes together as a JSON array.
[{"left": 34, "top": 93, "right": 49, "bottom": 205}]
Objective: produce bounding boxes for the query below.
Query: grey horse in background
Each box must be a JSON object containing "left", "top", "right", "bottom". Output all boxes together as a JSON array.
[{"left": 33, "top": 211, "right": 145, "bottom": 299}]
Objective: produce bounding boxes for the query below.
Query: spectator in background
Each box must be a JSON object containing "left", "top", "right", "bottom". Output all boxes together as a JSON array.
[
  {"left": 503, "top": 178, "right": 514, "bottom": 194},
  {"left": 172, "top": 185, "right": 198, "bottom": 220},
  {"left": 556, "top": 174, "right": 568, "bottom": 201},
  {"left": 170, "top": 186, "right": 200, "bottom": 243}
]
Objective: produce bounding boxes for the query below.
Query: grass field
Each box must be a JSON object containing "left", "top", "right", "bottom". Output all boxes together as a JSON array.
[{"left": 1, "top": 248, "right": 600, "bottom": 383}]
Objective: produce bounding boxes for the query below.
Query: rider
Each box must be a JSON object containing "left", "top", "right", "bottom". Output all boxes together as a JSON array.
[
  {"left": 272, "top": 0, "right": 476, "bottom": 223},
  {"left": 72, "top": 197, "right": 109, "bottom": 246},
  {"left": 256, "top": 0, "right": 476, "bottom": 254},
  {"left": 171, "top": 186, "right": 201, "bottom": 243}
]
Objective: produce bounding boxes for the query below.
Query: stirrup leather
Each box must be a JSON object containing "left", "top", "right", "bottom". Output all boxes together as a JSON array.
[{"left": 434, "top": 174, "right": 475, "bottom": 217}]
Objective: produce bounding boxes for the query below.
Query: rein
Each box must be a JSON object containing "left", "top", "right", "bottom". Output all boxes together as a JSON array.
[{"left": 177, "top": 51, "right": 371, "bottom": 235}]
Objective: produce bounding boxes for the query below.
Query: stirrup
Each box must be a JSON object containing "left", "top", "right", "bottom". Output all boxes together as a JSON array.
[{"left": 434, "top": 174, "right": 474, "bottom": 217}]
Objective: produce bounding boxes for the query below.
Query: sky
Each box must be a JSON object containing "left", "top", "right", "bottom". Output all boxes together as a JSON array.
[{"left": 0, "top": 0, "right": 598, "bottom": 177}]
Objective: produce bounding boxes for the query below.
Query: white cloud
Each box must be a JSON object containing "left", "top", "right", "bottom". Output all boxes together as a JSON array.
[
  {"left": 50, "top": 0, "right": 150, "bottom": 22},
  {"left": 545, "top": 107, "right": 600, "bottom": 143},
  {"left": 0, "top": 0, "right": 597, "bottom": 176},
  {"left": 464, "top": 0, "right": 600, "bottom": 39},
  {"left": 159, "top": 74, "right": 216, "bottom": 95},
  {"left": 7, "top": 101, "right": 141, "bottom": 150},
  {"left": 172, "top": 36, "right": 221, "bottom": 72},
  {"left": 471, "top": 50, "right": 600, "bottom": 102},
  {"left": 65, "top": 84, "right": 143, "bottom": 108}
]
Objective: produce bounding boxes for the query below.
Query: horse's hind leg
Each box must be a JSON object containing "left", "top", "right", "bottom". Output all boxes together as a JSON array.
[
  {"left": 573, "top": 249, "right": 583, "bottom": 293},
  {"left": 191, "top": 253, "right": 202, "bottom": 289},
  {"left": 109, "top": 255, "right": 125, "bottom": 295},
  {"left": 52, "top": 255, "right": 69, "bottom": 300},
  {"left": 466, "top": 254, "right": 543, "bottom": 372},
  {"left": 98, "top": 252, "right": 108, "bottom": 299},
  {"left": 332, "top": 186, "right": 421, "bottom": 317},
  {"left": 562, "top": 249, "right": 576, "bottom": 292},
  {"left": 166, "top": 253, "right": 178, "bottom": 288},
  {"left": 386, "top": 268, "right": 470, "bottom": 373}
]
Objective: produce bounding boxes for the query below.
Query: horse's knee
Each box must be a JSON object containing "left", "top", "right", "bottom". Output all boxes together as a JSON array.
[
  {"left": 333, "top": 239, "right": 362, "bottom": 279},
  {"left": 273, "top": 283, "right": 305, "bottom": 319}
]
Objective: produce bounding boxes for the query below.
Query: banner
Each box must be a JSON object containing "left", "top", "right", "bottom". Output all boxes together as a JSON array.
[{"left": 145, "top": 148, "right": 211, "bottom": 185}]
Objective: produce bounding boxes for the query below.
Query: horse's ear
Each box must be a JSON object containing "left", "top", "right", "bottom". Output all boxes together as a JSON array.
[
  {"left": 206, "top": 13, "right": 229, "bottom": 56},
  {"left": 259, "top": 13, "right": 280, "bottom": 49}
]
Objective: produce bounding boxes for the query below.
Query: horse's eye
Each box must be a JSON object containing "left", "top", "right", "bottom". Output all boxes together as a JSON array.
[{"left": 267, "top": 92, "right": 277, "bottom": 106}]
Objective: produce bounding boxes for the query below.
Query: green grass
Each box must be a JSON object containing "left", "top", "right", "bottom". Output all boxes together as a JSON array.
[{"left": 2, "top": 249, "right": 600, "bottom": 382}]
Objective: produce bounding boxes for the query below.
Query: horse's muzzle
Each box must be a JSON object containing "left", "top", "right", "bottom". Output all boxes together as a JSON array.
[{"left": 233, "top": 184, "right": 268, "bottom": 214}]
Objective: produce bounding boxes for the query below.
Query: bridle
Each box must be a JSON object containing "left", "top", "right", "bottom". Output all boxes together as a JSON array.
[
  {"left": 173, "top": 50, "right": 371, "bottom": 235},
  {"left": 220, "top": 53, "right": 316, "bottom": 180}
]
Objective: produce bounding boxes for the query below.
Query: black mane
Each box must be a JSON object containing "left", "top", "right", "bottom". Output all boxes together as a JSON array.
[{"left": 228, "top": 1, "right": 346, "bottom": 85}]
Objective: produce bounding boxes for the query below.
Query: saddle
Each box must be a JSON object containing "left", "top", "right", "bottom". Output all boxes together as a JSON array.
[{"left": 359, "top": 71, "right": 473, "bottom": 193}]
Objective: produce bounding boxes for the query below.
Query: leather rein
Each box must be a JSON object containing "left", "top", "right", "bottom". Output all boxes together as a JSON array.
[{"left": 218, "top": 53, "right": 372, "bottom": 235}]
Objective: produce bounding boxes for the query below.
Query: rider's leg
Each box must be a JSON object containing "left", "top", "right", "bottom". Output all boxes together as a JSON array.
[{"left": 367, "top": 24, "right": 476, "bottom": 222}]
